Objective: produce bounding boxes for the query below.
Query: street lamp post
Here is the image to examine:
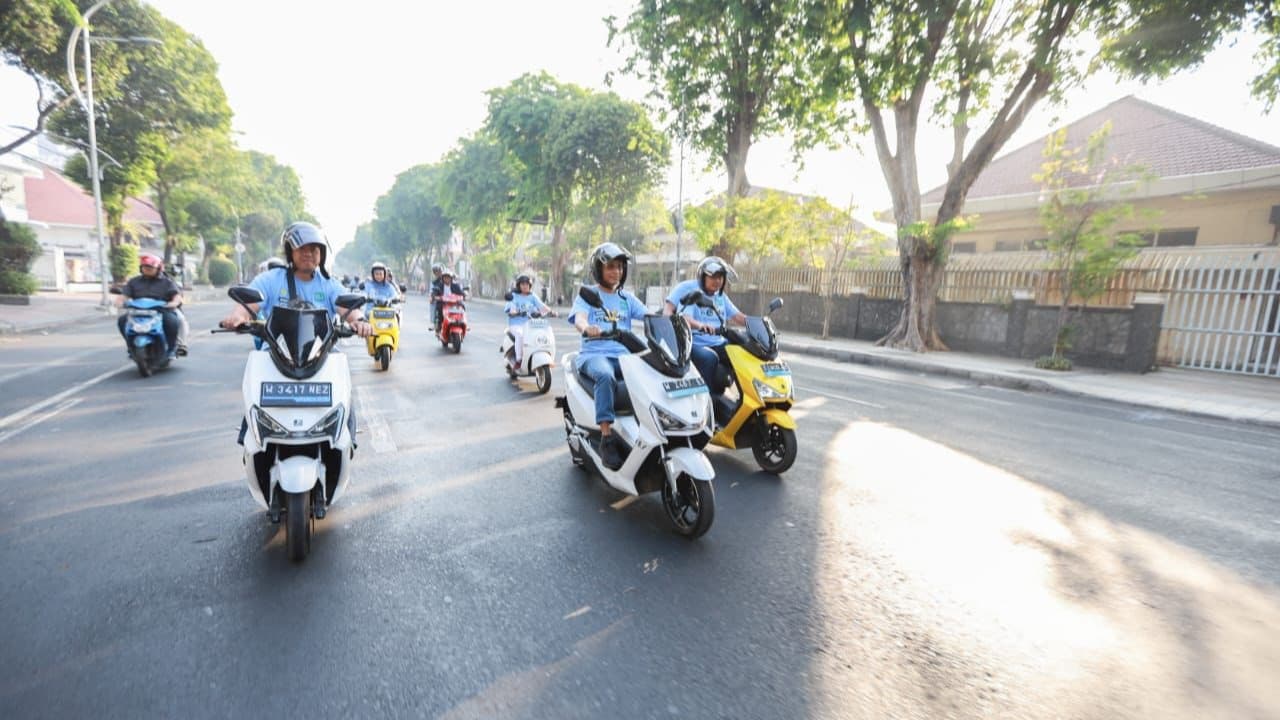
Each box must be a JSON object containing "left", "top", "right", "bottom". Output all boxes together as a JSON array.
[{"left": 65, "top": 0, "right": 161, "bottom": 307}]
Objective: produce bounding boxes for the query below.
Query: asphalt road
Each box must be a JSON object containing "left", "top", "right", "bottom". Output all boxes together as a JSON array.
[{"left": 1, "top": 294, "right": 1277, "bottom": 719}]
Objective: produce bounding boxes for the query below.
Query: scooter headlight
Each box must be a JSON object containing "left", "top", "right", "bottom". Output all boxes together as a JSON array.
[
  {"left": 307, "top": 405, "right": 345, "bottom": 441},
  {"left": 652, "top": 404, "right": 699, "bottom": 432},
  {"left": 753, "top": 378, "right": 791, "bottom": 400},
  {"left": 251, "top": 405, "right": 289, "bottom": 442},
  {"left": 376, "top": 322, "right": 393, "bottom": 330}
]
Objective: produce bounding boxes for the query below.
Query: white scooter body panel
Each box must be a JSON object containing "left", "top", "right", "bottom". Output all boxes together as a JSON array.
[
  {"left": 240, "top": 349, "right": 353, "bottom": 509},
  {"left": 560, "top": 349, "right": 714, "bottom": 497},
  {"left": 504, "top": 318, "right": 557, "bottom": 377}
]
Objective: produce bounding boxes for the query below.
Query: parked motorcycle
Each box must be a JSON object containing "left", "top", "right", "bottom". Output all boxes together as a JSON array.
[
  {"left": 110, "top": 288, "right": 175, "bottom": 377},
  {"left": 436, "top": 291, "right": 468, "bottom": 353},
  {"left": 555, "top": 286, "right": 717, "bottom": 538},
  {"left": 500, "top": 295, "right": 557, "bottom": 394},
  {"left": 214, "top": 286, "right": 365, "bottom": 562},
  {"left": 700, "top": 296, "right": 798, "bottom": 474},
  {"left": 365, "top": 297, "right": 403, "bottom": 371}
]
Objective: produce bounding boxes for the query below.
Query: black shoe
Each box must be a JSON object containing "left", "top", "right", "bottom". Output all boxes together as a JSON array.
[
  {"left": 600, "top": 434, "right": 624, "bottom": 471},
  {"left": 175, "top": 344, "right": 188, "bottom": 357}
]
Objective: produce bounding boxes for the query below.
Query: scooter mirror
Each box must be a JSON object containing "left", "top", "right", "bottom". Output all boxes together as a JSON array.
[
  {"left": 228, "top": 285, "right": 265, "bottom": 306},
  {"left": 504, "top": 291, "right": 514, "bottom": 302},
  {"left": 768, "top": 297, "right": 784, "bottom": 313},
  {"left": 108, "top": 286, "right": 122, "bottom": 295},
  {"left": 680, "top": 290, "right": 704, "bottom": 307},
  {"left": 335, "top": 293, "right": 366, "bottom": 310},
  {"left": 399, "top": 284, "right": 407, "bottom": 293},
  {"left": 578, "top": 285, "right": 604, "bottom": 309}
]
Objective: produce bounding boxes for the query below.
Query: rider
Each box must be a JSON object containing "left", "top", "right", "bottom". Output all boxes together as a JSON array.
[
  {"left": 432, "top": 267, "right": 465, "bottom": 331},
  {"left": 663, "top": 256, "right": 748, "bottom": 399},
  {"left": 428, "top": 263, "right": 444, "bottom": 330},
  {"left": 504, "top": 273, "right": 556, "bottom": 364},
  {"left": 117, "top": 254, "right": 188, "bottom": 357},
  {"left": 571, "top": 242, "right": 648, "bottom": 471},
  {"left": 360, "top": 261, "right": 401, "bottom": 304},
  {"left": 220, "top": 221, "right": 372, "bottom": 336}
]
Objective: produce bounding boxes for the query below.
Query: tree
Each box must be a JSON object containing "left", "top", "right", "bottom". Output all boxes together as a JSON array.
[
  {"left": 805, "top": 0, "right": 1265, "bottom": 352},
  {"left": 0, "top": 219, "right": 42, "bottom": 295},
  {"left": 372, "top": 164, "right": 452, "bottom": 277},
  {"left": 335, "top": 222, "right": 379, "bottom": 276},
  {"left": 1034, "top": 122, "right": 1151, "bottom": 368},
  {"left": 608, "top": 0, "right": 817, "bottom": 261},
  {"left": 439, "top": 132, "right": 520, "bottom": 247}
]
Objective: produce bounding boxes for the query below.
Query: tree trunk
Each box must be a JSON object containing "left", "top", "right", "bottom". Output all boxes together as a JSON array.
[
  {"left": 717, "top": 117, "right": 753, "bottom": 264},
  {"left": 549, "top": 223, "right": 566, "bottom": 304}
]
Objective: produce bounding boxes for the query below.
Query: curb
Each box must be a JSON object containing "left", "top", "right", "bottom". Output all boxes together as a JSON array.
[
  {"left": 0, "top": 310, "right": 113, "bottom": 336},
  {"left": 779, "top": 338, "right": 1280, "bottom": 430}
]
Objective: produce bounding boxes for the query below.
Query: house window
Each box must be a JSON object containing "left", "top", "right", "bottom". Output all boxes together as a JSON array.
[
  {"left": 994, "top": 240, "right": 1024, "bottom": 252},
  {"left": 1027, "top": 238, "right": 1048, "bottom": 250},
  {"left": 952, "top": 241, "right": 976, "bottom": 254},
  {"left": 1136, "top": 228, "right": 1198, "bottom": 248}
]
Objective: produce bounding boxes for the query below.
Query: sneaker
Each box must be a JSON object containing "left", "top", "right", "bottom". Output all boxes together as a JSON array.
[
  {"left": 600, "top": 434, "right": 624, "bottom": 471},
  {"left": 175, "top": 344, "right": 189, "bottom": 357}
]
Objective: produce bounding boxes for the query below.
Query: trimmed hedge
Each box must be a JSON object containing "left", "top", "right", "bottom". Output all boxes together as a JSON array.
[
  {"left": 207, "top": 256, "right": 237, "bottom": 287},
  {"left": 110, "top": 244, "right": 138, "bottom": 283}
]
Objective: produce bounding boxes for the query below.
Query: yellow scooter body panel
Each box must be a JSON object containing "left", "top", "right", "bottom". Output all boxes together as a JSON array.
[
  {"left": 366, "top": 307, "right": 401, "bottom": 354},
  {"left": 710, "top": 344, "right": 794, "bottom": 449}
]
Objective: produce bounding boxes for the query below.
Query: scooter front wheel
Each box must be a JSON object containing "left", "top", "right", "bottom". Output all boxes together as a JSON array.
[
  {"left": 133, "top": 351, "right": 152, "bottom": 378},
  {"left": 662, "top": 473, "right": 715, "bottom": 539},
  {"left": 377, "top": 345, "right": 391, "bottom": 371},
  {"left": 752, "top": 424, "right": 797, "bottom": 475},
  {"left": 285, "top": 491, "right": 312, "bottom": 562},
  {"left": 534, "top": 365, "right": 552, "bottom": 394},
  {"left": 450, "top": 335, "right": 462, "bottom": 353}
]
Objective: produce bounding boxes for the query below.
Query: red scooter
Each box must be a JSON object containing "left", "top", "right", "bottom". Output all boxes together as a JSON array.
[{"left": 436, "top": 292, "right": 468, "bottom": 353}]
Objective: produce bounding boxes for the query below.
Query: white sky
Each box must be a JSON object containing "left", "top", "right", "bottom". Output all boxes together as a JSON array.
[{"left": 3, "top": 1, "right": 1277, "bottom": 250}]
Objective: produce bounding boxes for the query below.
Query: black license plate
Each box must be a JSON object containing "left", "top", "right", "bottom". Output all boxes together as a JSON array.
[{"left": 260, "top": 382, "right": 333, "bottom": 407}]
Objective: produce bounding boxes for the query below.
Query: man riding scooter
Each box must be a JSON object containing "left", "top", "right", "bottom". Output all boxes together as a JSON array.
[
  {"left": 117, "top": 254, "right": 188, "bottom": 358},
  {"left": 664, "top": 256, "right": 748, "bottom": 420},
  {"left": 360, "top": 261, "right": 403, "bottom": 370}
]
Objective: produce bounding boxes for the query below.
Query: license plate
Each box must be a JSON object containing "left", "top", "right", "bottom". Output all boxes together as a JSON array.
[
  {"left": 260, "top": 382, "right": 332, "bottom": 407},
  {"left": 761, "top": 362, "right": 791, "bottom": 377},
  {"left": 371, "top": 309, "right": 397, "bottom": 319},
  {"left": 662, "top": 377, "right": 708, "bottom": 398}
]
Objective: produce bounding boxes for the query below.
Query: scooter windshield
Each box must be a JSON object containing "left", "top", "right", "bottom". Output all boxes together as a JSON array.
[
  {"left": 743, "top": 316, "right": 779, "bottom": 360},
  {"left": 265, "top": 306, "right": 333, "bottom": 371},
  {"left": 643, "top": 315, "right": 692, "bottom": 371}
]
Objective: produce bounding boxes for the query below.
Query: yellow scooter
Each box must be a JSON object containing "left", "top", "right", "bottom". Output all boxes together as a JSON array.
[
  {"left": 364, "top": 297, "right": 403, "bottom": 371},
  {"left": 704, "top": 297, "right": 798, "bottom": 474}
]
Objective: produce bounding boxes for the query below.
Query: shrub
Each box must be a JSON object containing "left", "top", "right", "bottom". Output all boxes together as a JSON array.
[
  {"left": 110, "top": 244, "right": 138, "bottom": 282},
  {"left": 1034, "top": 355, "right": 1073, "bottom": 371},
  {"left": 0, "top": 269, "right": 37, "bottom": 295},
  {"left": 207, "top": 256, "right": 237, "bottom": 286},
  {"left": 0, "top": 221, "right": 41, "bottom": 294}
]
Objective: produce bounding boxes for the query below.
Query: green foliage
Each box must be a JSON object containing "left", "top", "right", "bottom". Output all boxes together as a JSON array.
[
  {"left": 1036, "top": 122, "right": 1152, "bottom": 359},
  {"left": 206, "top": 256, "right": 237, "bottom": 287},
  {"left": 0, "top": 220, "right": 42, "bottom": 295},
  {"left": 335, "top": 223, "right": 379, "bottom": 276},
  {"left": 110, "top": 244, "right": 138, "bottom": 283},
  {"left": 1034, "top": 354, "right": 1073, "bottom": 371},
  {"left": 372, "top": 164, "right": 453, "bottom": 275},
  {"left": 439, "top": 132, "right": 519, "bottom": 241}
]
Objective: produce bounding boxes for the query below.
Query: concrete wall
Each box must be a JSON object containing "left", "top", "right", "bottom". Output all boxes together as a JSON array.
[{"left": 735, "top": 288, "right": 1163, "bottom": 372}]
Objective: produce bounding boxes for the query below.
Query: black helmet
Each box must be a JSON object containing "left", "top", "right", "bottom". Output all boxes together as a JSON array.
[
  {"left": 590, "top": 242, "right": 632, "bottom": 289},
  {"left": 280, "top": 221, "right": 331, "bottom": 278},
  {"left": 696, "top": 256, "right": 737, "bottom": 295},
  {"left": 514, "top": 274, "right": 533, "bottom": 291},
  {"left": 370, "top": 261, "right": 388, "bottom": 279}
]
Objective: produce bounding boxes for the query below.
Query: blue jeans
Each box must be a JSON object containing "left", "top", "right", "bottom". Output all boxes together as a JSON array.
[
  {"left": 577, "top": 355, "right": 623, "bottom": 425},
  {"left": 691, "top": 344, "right": 726, "bottom": 394}
]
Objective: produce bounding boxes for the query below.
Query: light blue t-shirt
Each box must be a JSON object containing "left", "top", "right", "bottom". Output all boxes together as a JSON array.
[
  {"left": 505, "top": 292, "right": 550, "bottom": 328},
  {"left": 570, "top": 287, "right": 648, "bottom": 360},
  {"left": 665, "top": 279, "right": 742, "bottom": 348},
  {"left": 250, "top": 268, "right": 345, "bottom": 318},
  {"left": 362, "top": 279, "right": 399, "bottom": 303}
]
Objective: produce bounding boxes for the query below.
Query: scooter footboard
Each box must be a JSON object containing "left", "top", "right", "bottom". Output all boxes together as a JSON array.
[
  {"left": 273, "top": 455, "right": 324, "bottom": 495},
  {"left": 664, "top": 446, "right": 714, "bottom": 482}
]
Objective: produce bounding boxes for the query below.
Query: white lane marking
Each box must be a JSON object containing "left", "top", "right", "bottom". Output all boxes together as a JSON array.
[
  {"left": 0, "top": 362, "right": 130, "bottom": 436},
  {"left": 0, "top": 347, "right": 107, "bottom": 386},
  {"left": 355, "top": 392, "right": 397, "bottom": 454},
  {"left": 562, "top": 605, "right": 591, "bottom": 620},
  {"left": 0, "top": 398, "right": 82, "bottom": 444},
  {"left": 795, "top": 385, "right": 886, "bottom": 409}
]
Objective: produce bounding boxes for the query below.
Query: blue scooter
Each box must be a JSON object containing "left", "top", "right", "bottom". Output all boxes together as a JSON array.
[{"left": 112, "top": 291, "right": 174, "bottom": 377}]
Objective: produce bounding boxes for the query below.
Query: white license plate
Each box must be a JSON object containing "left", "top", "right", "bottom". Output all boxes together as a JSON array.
[
  {"left": 260, "top": 382, "right": 332, "bottom": 407},
  {"left": 662, "top": 377, "right": 708, "bottom": 398}
]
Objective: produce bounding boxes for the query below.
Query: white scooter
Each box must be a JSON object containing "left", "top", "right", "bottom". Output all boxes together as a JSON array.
[
  {"left": 554, "top": 286, "right": 717, "bottom": 538},
  {"left": 500, "top": 295, "right": 558, "bottom": 394},
  {"left": 215, "top": 286, "right": 365, "bottom": 562}
]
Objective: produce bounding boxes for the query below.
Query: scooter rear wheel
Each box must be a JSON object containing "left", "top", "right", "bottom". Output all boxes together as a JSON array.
[
  {"left": 662, "top": 473, "right": 715, "bottom": 539},
  {"left": 285, "top": 491, "right": 312, "bottom": 562}
]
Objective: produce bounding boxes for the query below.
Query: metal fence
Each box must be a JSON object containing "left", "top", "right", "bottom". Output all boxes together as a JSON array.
[{"left": 739, "top": 246, "right": 1280, "bottom": 376}]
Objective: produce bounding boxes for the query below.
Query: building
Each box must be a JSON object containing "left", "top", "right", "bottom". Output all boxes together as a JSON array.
[{"left": 923, "top": 96, "right": 1280, "bottom": 254}]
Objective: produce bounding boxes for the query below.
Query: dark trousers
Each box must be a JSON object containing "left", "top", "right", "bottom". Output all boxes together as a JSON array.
[
  {"left": 691, "top": 344, "right": 730, "bottom": 394},
  {"left": 118, "top": 308, "right": 180, "bottom": 352}
]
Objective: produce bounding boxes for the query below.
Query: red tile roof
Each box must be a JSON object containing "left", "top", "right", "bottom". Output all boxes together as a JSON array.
[
  {"left": 923, "top": 96, "right": 1280, "bottom": 203},
  {"left": 23, "top": 167, "right": 163, "bottom": 227}
]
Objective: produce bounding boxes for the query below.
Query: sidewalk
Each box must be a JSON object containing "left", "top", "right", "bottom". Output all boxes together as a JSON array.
[
  {"left": 0, "top": 286, "right": 227, "bottom": 335},
  {"left": 780, "top": 334, "right": 1280, "bottom": 429}
]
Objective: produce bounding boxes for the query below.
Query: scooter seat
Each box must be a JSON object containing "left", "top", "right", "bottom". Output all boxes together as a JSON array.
[{"left": 576, "top": 367, "right": 633, "bottom": 415}]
